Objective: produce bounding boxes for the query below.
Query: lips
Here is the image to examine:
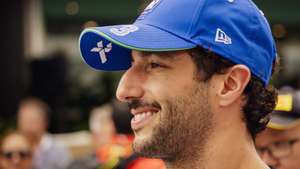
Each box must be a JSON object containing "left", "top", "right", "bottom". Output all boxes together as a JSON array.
[{"left": 131, "top": 107, "right": 159, "bottom": 130}]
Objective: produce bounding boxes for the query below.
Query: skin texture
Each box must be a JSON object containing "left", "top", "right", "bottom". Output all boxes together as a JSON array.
[
  {"left": 0, "top": 133, "right": 33, "bottom": 169},
  {"left": 256, "top": 124, "right": 300, "bottom": 169},
  {"left": 116, "top": 50, "right": 268, "bottom": 169}
]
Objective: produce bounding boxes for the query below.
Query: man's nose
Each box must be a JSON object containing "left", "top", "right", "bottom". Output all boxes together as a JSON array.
[
  {"left": 116, "top": 66, "right": 144, "bottom": 102},
  {"left": 260, "top": 151, "right": 279, "bottom": 167},
  {"left": 11, "top": 154, "right": 21, "bottom": 164}
]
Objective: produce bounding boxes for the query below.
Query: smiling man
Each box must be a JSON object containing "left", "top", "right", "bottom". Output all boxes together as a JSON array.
[{"left": 79, "top": 0, "right": 278, "bottom": 169}]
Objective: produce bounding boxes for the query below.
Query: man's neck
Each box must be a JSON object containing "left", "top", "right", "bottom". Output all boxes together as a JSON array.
[{"left": 164, "top": 124, "right": 268, "bottom": 169}]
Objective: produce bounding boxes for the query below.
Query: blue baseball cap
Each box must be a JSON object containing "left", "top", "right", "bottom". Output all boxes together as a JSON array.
[{"left": 79, "top": 0, "right": 276, "bottom": 85}]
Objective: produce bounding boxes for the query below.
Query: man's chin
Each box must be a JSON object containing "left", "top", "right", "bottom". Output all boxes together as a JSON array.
[
  {"left": 132, "top": 136, "right": 147, "bottom": 152},
  {"left": 132, "top": 137, "right": 166, "bottom": 159},
  {"left": 133, "top": 138, "right": 154, "bottom": 156}
]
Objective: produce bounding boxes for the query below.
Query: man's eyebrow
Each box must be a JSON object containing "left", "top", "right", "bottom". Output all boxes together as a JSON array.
[{"left": 140, "top": 51, "right": 179, "bottom": 61}]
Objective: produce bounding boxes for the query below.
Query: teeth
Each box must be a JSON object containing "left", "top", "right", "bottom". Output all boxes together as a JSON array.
[
  {"left": 146, "top": 112, "right": 152, "bottom": 117},
  {"left": 135, "top": 114, "right": 142, "bottom": 121},
  {"left": 141, "top": 113, "right": 146, "bottom": 120},
  {"left": 134, "top": 112, "right": 154, "bottom": 122}
]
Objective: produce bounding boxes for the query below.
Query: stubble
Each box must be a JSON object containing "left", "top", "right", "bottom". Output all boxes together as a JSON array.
[{"left": 133, "top": 81, "right": 214, "bottom": 163}]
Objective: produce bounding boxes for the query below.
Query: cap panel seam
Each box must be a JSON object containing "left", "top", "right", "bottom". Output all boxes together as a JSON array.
[
  {"left": 245, "top": 0, "right": 266, "bottom": 80},
  {"left": 138, "top": 23, "right": 197, "bottom": 44},
  {"left": 187, "top": 0, "right": 207, "bottom": 37}
]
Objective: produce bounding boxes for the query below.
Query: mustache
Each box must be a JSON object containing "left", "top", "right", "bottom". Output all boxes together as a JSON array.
[{"left": 128, "top": 99, "right": 161, "bottom": 110}]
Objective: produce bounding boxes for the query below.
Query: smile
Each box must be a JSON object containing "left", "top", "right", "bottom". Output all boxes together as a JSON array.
[{"left": 131, "top": 107, "right": 159, "bottom": 130}]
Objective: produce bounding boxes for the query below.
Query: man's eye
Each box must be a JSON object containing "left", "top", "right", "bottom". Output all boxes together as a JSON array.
[
  {"left": 146, "top": 62, "right": 169, "bottom": 71},
  {"left": 150, "top": 62, "right": 162, "bottom": 69}
]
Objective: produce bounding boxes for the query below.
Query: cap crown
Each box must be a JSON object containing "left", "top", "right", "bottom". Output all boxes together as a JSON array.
[{"left": 136, "top": 0, "right": 276, "bottom": 85}]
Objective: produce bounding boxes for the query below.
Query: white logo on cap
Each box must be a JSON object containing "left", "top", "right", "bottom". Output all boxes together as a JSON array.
[
  {"left": 90, "top": 41, "right": 112, "bottom": 64},
  {"left": 110, "top": 25, "right": 139, "bottom": 36},
  {"left": 215, "top": 28, "right": 232, "bottom": 45}
]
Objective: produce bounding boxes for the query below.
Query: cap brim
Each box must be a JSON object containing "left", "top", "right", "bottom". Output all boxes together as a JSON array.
[
  {"left": 267, "top": 113, "right": 300, "bottom": 130},
  {"left": 79, "top": 23, "right": 196, "bottom": 71}
]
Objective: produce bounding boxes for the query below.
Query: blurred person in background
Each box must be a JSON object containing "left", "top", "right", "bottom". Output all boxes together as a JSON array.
[
  {"left": 0, "top": 131, "right": 33, "bottom": 169},
  {"left": 17, "top": 97, "right": 71, "bottom": 169},
  {"left": 256, "top": 88, "right": 300, "bottom": 169},
  {"left": 68, "top": 104, "right": 120, "bottom": 169},
  {"left": 91, "top": 103, "right": 134, "bottom": 169},
  {"left": 90, "top": 104, "right": 117, "bottom": 152}
]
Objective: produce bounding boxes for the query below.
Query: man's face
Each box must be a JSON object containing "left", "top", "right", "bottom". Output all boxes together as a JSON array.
[
  {"left": 116, "top": 50, "right": 214, "bottom": 160},
  {"left": 0, "top": 134, "right": 33, "bottom": 169},
  {"left": 256, "top": 125, "right": 300, "bottom": 169},
  {"left": 17, "top": 104, "right": 47, "bottom": 138}
]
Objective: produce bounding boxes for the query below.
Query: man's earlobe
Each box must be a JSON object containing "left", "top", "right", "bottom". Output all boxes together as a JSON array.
[{"left": 219, "top": 65, "right": 251, "bottom": 106}]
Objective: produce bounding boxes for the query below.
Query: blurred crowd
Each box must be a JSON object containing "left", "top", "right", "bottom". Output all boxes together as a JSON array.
[
  {"left": 1, "top": 88, "right": 300, "bottom": 169},
  {"left": 0, "top": 92, "right": 300, "bottom": 169},
  {"left": 255, "top": 87, "right": 300, "bottom": 169},
  {"left": 0, "top": 97, "right": 165, "bottom": 169}
]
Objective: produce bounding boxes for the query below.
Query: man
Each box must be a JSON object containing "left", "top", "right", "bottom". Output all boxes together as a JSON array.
[
  {"left": 68, "top": 104, "right": 118, "bottom": 169},
  {"left": 79, "top": 0, "right": 278, "bottom": 169},
  {"left": 17, "top": 97, "right": 71, "bottom": 169},
  {"left": 256, "top": 88, "right": 300, "bottom": 169},
  {"left": 0, "top": 132, "right": 33, "bottom": 169}
]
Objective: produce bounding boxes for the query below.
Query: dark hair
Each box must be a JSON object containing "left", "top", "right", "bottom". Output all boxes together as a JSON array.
[{"left": 188, "top": 47, "right": 278, "bottom": 139}]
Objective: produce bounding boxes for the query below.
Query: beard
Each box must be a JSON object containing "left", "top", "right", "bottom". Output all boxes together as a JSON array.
[{"left": 132, "top": 82, "right": 214, "bottom": 162}]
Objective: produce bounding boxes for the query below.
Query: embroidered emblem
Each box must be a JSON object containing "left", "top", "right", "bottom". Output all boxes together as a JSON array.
[{"left": 90, "top": 41, "right": 112, "bottom": 64}]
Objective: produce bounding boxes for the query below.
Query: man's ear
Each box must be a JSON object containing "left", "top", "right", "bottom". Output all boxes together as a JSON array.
[{"left": 218, "top": 65, "right": 251, "bottom": 106}]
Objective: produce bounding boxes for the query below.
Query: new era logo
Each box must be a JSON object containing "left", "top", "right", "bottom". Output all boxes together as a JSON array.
[
  {"left": 91, "top": 41, "right": 112, "bottom": 64},
  {"left": 215, "top": 28, "right": 232, "bottom": 45}
]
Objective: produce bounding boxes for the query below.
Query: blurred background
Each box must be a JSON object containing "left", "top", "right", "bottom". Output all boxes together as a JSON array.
[
  {"left": 0, "top": 0, "right": 299, "bottom": 167},
  {"left": 0, "top": 0, "right": 146, "bottom": 133}
]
